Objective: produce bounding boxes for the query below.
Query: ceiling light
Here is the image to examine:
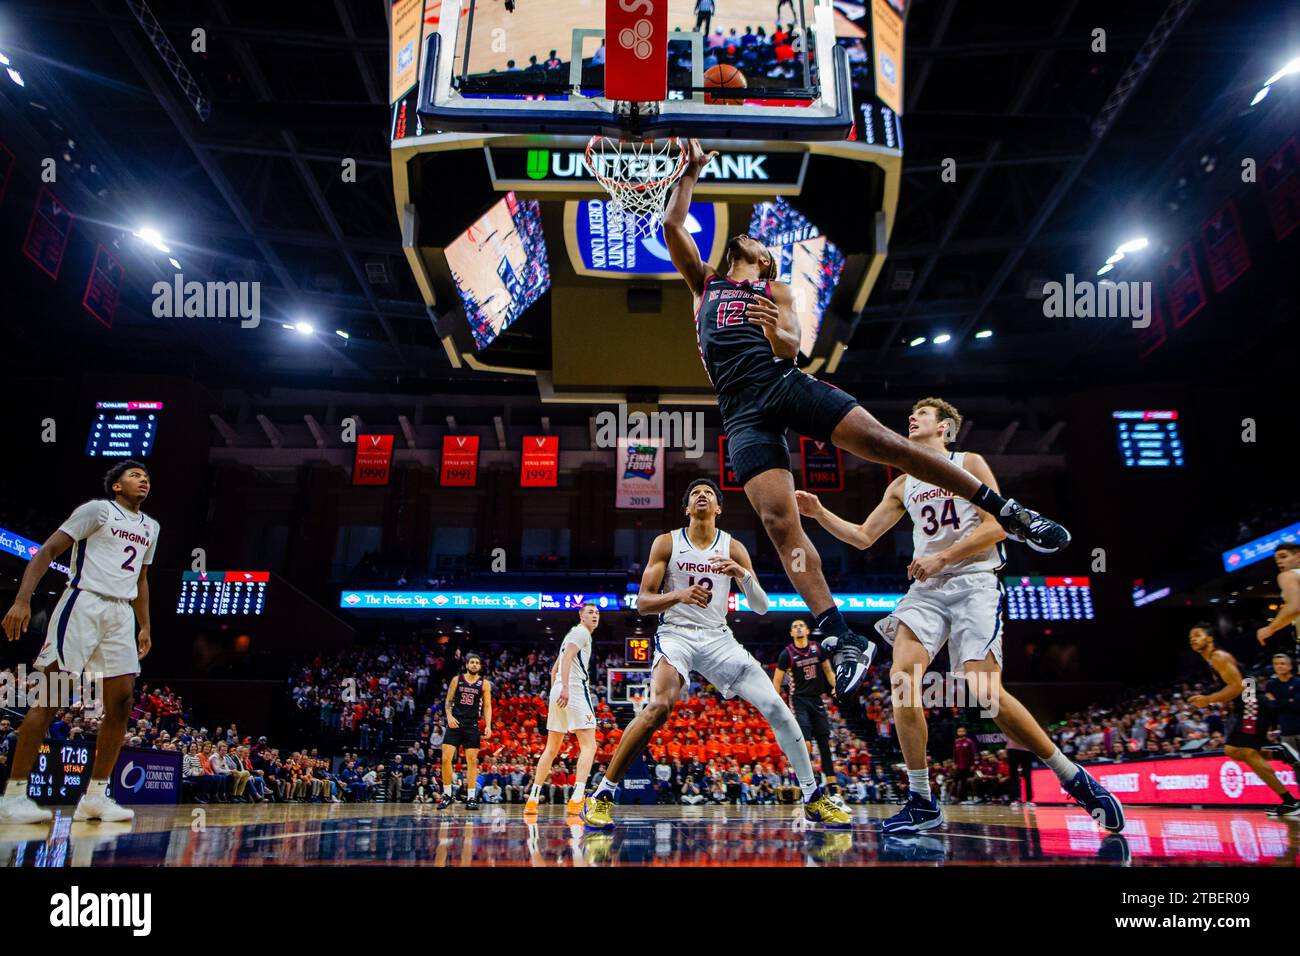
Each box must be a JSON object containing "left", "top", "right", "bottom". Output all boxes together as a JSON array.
[
  {"left": 975, "top": 329, "right": 992, "bottom": 339},
  {"left": 908, "top": 336, "right": 926, "bottom": 348},
  {"left": 1265, "top": 56, "right": 1300, "bottom": 86},
  {"left": 932, "top": 333, "right": 951, "bottom": 345},
  {"left": 1250, "top": 86, "right": 1270, "bottom": 106},
  {"left": 1115, "top": 237, "right": 1148, "bottom": 254},
  {"left": 1096, "top": 263, "right": 1114, "bottom": 276}
]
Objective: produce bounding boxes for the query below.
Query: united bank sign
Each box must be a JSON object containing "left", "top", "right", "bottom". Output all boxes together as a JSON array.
[{"left": 486, "top": 146, "right": 807, "bottom": 193}]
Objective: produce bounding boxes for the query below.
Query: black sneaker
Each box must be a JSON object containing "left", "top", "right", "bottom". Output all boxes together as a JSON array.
[
  {"left": 820, "top": 629, "right": 877, "bottom": 699},
  {"left": 996, "top": 499, "right": 1071, "bottom": 554},
  {"left": 466, "top": 796, "right": 481, "bottom": 810},
  {"left": 437, "top": 793, "right": 454, "bottom": 810},
  {"left": 1266, "top": 797, "right": 1300, "bottom": 819}
]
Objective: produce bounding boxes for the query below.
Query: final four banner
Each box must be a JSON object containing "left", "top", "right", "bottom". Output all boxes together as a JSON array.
[
  {"left": 718, "top": 436, "right": 743, "bottom": 491},
  {"left": 440, "top": 434, "right": 480, "bottom": 486},
  {"left": 799, "top": 438, "right": 843, "bottom": 492},
  {"left": 616, "top": 437, "right": 664, "bottom": 509},
  {"left": 353, "top": 434, "right": 395, "bottom": 486},
  {"left": 520, "top": 435, "right": 559, "bottom": 487}
]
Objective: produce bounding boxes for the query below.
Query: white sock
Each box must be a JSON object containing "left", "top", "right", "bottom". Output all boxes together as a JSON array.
[
  {"left": 528, "top": 783, "right": 541, "bottom": 801},
  {"left": 86, "top": 779, "right": 109, "bottom": 800},
  {"left": 443, "top": 784, "right": 453, "bottom": 795},
  {"left": 3, "top": 779, "right": 28, "bottom": 802},
  {"left": 593, "top": 777, "right": 618, "bottom": 798},
  {"left": 571, "top": 779, "right": 587, "bottom": 799},
  {"left": 799, "top": 779, "right": 819, "bottom": 801},
  {"left": 907, "top": 769, "right": 932, "bottom": 802},
  {"left": 1044, "top": 748, "right": 1077, "bottom": 783}
]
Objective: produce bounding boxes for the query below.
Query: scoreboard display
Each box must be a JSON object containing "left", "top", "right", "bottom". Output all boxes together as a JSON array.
[
  {"left": 1003, "top": 576, "right": 1095, "bottom": 621},
  {"left": 85, "top": 401, "right": 162, "bottom": 458},
  {"left": 176, "top": 570, "right": 269, "bottom": 615},
  {"left": 29, "top": 738, "right": 92, "bottom": 803},
  {"left": 625, "top": 636, "right": 652, "bottom": 665},
  {"left": 1113, "top": 410, "right": 1184, "bottom": 468}
]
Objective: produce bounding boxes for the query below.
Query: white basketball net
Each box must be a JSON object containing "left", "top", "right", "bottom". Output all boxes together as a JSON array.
[{"left": 584, "top": 135, "right": 688, "bottom": 237}]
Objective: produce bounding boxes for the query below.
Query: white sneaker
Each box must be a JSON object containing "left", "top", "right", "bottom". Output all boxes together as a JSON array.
[
  {"left": 0, "top": 797, "right": 54, "bottom": 825},
  {"left": 73, "top": 793, "right": 135, "bottom": 823}
]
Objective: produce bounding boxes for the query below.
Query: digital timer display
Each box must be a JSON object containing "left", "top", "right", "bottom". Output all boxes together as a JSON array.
[{"left": 625, "top": 637, "right": 652, "bottom": 664}]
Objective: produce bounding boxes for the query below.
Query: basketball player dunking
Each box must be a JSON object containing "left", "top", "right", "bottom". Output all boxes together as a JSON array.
[
  {"left": 1257, "top": 542, "right": 1300, "bottom": 658},
  {"left": 440, "top": 653, "right": 492, "bottom": 811},
  {"left": 771, "top": 619, "right": 840, "bottom": 794},
  {"left": 664, "top": 139, "right": 1071, "bottom": 701},
  {"left": 580, "top": 478, "right": 850, "bottom": 830},
  {"left": 0, "top": 461, "right": 158, "bottom": 825},
  {"left": 1188, "top": 623, "right": 1300, "bottom": 818},
  {"left": 798, "top": 399, "right": 1124, "bottom": 833}
]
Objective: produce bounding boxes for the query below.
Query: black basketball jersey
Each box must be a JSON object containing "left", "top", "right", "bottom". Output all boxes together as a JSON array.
[
  {"left": 451, "top": 675, "right": 485, "bottom": 725},
  {"left": 693, "top": 273, "right": 795, "bottom": 396},
  {"left": 778, "top": 641, "right": 829, "bottom": 698}
]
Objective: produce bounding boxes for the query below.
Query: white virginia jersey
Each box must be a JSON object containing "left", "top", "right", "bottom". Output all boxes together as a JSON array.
[
  {"left": 553, "top": 625, "right": 592, "bottom": 692},
  {"left": 660, "top": 527, "right": 733, "bottom": 629},
  {"left": 60, "top": 500, "right": 159, "bottom": 600},
  {"left": 903, "top": 452, "right": 1004, "bottom": 576}
]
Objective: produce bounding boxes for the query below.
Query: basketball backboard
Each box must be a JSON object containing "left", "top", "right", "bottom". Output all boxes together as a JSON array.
[{"left": 411, "top": 0, "right": 855, "bottom": 140}]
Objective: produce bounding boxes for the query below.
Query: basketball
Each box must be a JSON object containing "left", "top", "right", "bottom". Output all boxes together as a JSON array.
[{"left": 703, "top": 64, "right": 747, "bottom": 104}]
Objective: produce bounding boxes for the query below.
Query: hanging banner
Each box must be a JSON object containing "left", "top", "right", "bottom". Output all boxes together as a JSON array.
[
  {"left": 1261, "top": 136, "right": 1300, "bottom": 240},
  {"left": 1201, "top": 199, "right": 1251, "bottom": 293},
  {"left": 83, "top": 244, "right": 123, "bottom": 329},
  {"left": 616, "top": 437, "right": 664, "bottom": 509},
  {"left": 521, "top": 434, "right": 559, "bottom": 487},
  {"left": 605, "top": 0, "right": 668, "bottom": 103},
  {"left": 440, "top": 434, "right": 480, "bottom": 486},
  {"left": 22, "top": 185, "right": 74, "bottom": 279},
  {"left": 1163, "top": 241, "right": 1206, "bottom": 328},
  {"left": 718, "top": 435, "right": 743, "bottom": 491},
  {"left": 353, "top": 434, "right": 395, "bottom": 486},
  {"left": 1135, "top": 292, "right": 1168, "bottom": 360},
  {"left": 799, "top": 438, "right": 843, "bottom": 491}
]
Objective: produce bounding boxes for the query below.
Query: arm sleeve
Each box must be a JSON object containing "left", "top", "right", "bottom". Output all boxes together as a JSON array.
[
  {"left": 738, "top": 571, "right": 770, "bottom": 615},
  {"left": 59, "top": 501, "right": 108, "bottom": 541}
]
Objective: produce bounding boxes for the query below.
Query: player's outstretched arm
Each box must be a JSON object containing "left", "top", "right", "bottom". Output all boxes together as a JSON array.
[
  {"left": 664, "top": 139, "right": 716, "bottom": 298},
  {"left": 796, "top": 476, "right": 906, "bottom": 550},
  {"left": 2, "top": 529, "right": 74, "bottom": 640},
  {"left": 1259, "top": 571, "right": 1300, "bottom": 644}
]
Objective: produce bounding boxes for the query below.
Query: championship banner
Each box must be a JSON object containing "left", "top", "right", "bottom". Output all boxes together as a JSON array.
[
  {"left": 1200, "top": 198, "right": 1250, "bottom": 293},
  {"left": 1162, "top": 241, "right": 1206, "bottom": 328},
  {"left": 1261, "top": 136, "right": 1300, "bottom": 240},
  {"left": 605, "top": 0, "right": 667, "bottom": 103},
  {"left": 521, "top": 434, "right": 559, "bottom": 487},
  {"left": 1135, "top": 292, "right": 1168, "bottom": 360},
  {"left": 353, "top": 434, "right": 395, "bottom": 486},
  {"left": 22, "top": 185, "right": 74, "bottom": 280},
  {"left": 616, "top": 437, "right": 664, "bottom": 509},
  {"left": 870, "top": 0, "right": 905, "bottom": 114},
  {"left": 1031, "top": 754, "right": 1296, "bottom": 809},
  {"left": 718, "top": 435, "right": 743, "bottom": 491},
  {"left": 83, "top": 243, "right": 123, "bottom": 329},
  {"left": 440, "top": 434, "right": 480, "bottom": 486},
  {"left": 799, "top": 438, "right": 843, "bottom": 492}
]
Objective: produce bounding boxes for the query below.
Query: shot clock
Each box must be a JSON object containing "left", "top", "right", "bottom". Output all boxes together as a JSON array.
[{"left": 625, "top": 636, "right": 652, "bottom": 665}]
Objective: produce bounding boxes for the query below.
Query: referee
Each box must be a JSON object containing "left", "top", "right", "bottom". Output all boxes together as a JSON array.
[{"left": 773, "top": 619, "right": 838, "bottom": 788}]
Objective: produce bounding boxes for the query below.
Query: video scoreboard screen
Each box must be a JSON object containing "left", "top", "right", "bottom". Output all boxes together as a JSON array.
[
  {"left": 1113, "top": 410, "right": 1184, "bottom": 468},
  {"left": 1003, "top": 576, "right": 1095, "bottom": 621},
  {"left": 85, "top": 401, "right": 162, "bottom": 458},
  {"left": 176, "top": 570, "right": 269, "bottom": 616}
]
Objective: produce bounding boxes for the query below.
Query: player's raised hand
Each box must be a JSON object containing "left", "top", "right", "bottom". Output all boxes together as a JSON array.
[
  {"left": 794, "top": 490, "right": 823, "bottom": 518},
  {"left": 709, "top": 556, "right": 746, "bottom": 579},
  {"left": 745, "top": 294, "right": 780, "bottom": 328},
  {"left": 685, "top": 138, "right": 718, "bottom": 171},
  {"left": 2, "top": 598, "right": 30, "bottom": 641},
  {"left": 677, "top": 584, "right": 711, "bottom": 607}
]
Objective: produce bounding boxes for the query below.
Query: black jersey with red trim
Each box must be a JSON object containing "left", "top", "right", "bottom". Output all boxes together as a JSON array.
[
  {"left": 693, "top": 273, "right": 796, "bottom": 396},
  {"left": 451, "top": 675, "right": 485, "bottom": 725},
  {"left": 777, "top": 641, "right": 829, "bottom": 697}
]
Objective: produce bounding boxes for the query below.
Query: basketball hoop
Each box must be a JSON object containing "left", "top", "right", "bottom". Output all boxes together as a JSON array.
[{"left": 583, "top": 132, "right": 688, "bottom": 237}]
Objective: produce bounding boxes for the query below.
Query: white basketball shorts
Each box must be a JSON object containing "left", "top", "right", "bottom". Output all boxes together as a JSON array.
[
  {"left": 546, "top": 681, "right": 597, "bottom": 733},
  {"left": 652, "top": 624, "right": 762, "bottom": 699},
  {"left": 874, "top": 572, "right": 1004, "bottom": 672},
  {"left": 35, "top": 587, "right": 140, "bottom": 678}
]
